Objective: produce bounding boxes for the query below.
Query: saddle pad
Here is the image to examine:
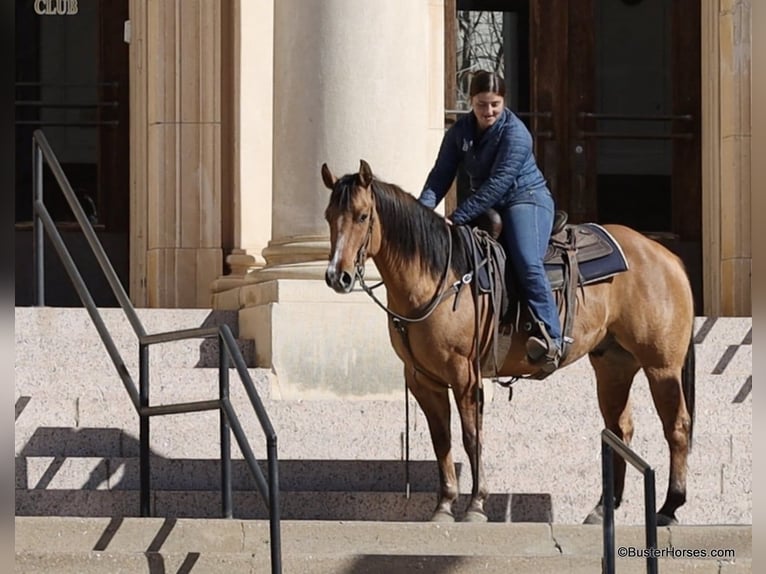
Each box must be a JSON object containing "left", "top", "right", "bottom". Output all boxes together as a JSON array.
[{"left": 545, "top": 223, "right": 629, "bottom": 291}]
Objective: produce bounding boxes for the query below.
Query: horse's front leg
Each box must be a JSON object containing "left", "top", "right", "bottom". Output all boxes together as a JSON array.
[
  {"left": 406, "top": 369, "right": 458, "bottom": 522},
  {"left": 456, "top": 382, "right": 488, "bottom": 522}
]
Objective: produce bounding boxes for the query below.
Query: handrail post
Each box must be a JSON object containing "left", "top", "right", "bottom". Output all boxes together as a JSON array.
[
  {"left": 602, "top": 439, "right": 615, "bottom": 574},
  {"left": 139, "top": 343, "right": 151, "bottom": 517},
  {"left": 644, "top": 467, "right": 658, "bottom": 574},
  {"left": 601, "top": 429, "right": 658, "bottom": 574},
  {"left": 33, "top": 141, "right": 44, "bottom": 305},
  {"left": 268, "top": 437, "right": 281, "bottom": 574},
  {"left": 220, "top": 334, "right": 233, "bottom": 519}
]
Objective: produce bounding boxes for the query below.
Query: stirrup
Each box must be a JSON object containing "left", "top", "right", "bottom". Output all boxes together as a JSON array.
[
  {"left": 527, "top": 336, "right": 561, "bottom": 374},
  {"left": 525, "top": 321, "right": 562, "bottom": 373}
]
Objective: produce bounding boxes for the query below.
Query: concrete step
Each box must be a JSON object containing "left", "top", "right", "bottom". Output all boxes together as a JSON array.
[
  {"left": 15, "top": 446, "right": 749, "bottom": 499},
  {"left": 14, "top": 365, "right": 275, "bottom": 402},
  {"left": 15, "top": 307, "right": 254, "bottom": 369},
  {"left": 14, "top": 517, "right": 752, "bottom": 574},
  {"left": 14, "top": 487, "right": 752, "bottom": 525},
  {"left": 15, "top": 379, "right": 751, "bottom": 455},
  {"left": 15, "top": 489, "right": 542, "bottom": 523},
  {"left": 14, "top": 451, "right": 752, "bottom": 524}
]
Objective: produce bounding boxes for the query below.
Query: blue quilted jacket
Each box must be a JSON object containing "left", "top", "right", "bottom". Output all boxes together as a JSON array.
[{"left": 418, "top": 108, "right": 549, "bottom": 225}]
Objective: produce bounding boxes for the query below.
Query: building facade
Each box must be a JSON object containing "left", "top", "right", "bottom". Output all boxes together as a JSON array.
[{"left": 15, "top": 0, "right": 752, "bottom": 318}]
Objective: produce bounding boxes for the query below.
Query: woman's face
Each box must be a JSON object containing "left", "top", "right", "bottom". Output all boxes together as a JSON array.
[{"left": 471, "top": 91, "right": 504, "bottom": 131}]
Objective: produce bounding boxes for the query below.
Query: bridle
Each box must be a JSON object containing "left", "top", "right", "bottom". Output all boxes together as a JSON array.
[{"left": 352, "top": 201, "right": 469, "bottom": 325}]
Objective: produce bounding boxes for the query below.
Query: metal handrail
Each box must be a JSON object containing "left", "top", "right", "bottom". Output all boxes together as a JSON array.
[
  {"left": 601, "top": 428, "right": 658, "bottom": 574},
  {"left": 30, "top": 129, "right": 281, "bottom": 573}
]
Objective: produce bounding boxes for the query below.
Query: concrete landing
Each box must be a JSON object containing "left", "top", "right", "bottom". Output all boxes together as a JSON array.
[{"left": 14, "top": 517, "right": 752, "bottom": 574}]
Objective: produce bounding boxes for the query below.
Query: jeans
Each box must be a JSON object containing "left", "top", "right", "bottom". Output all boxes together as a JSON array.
[{"left": 497, "top": 186, "right": 562, "bottom": 348}]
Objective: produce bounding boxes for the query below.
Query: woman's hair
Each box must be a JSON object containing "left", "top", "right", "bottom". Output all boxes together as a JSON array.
[{"left": 469, "top": 71, "right": 506, "bottom": 98}]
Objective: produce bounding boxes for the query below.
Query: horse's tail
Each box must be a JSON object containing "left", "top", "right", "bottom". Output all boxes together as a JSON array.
[{"left": 682, "top": 331, "right": 696, "bottom": 451}]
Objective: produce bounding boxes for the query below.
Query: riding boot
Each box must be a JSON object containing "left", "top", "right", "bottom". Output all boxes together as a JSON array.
[{"left": 526, "top": 321, "right": 561, "bottom": 374}]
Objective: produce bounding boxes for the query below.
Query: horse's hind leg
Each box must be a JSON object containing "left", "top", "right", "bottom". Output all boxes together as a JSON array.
[
  {"left": 644, "top": 365, "right": 692, "bottom": 525},
  {"left": 584, "top": 342, "right": 640, "bottom": 524},
  {"left": 406, "top": 370, "right": 459, "bottom": 522}
]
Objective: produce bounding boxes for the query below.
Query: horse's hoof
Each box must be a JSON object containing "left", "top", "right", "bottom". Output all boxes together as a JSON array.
[
  {"left": 656, "top": 513, "right": 677, "bottom": 526},
  {"left": 583, "top": 509, "right": 603, "bottom": 525},
  {"left": 462, "top": 509, "right": 488, "bottom": 523},
  {"left": 430, "top": 510, "right": 456, "bottom": 523}
]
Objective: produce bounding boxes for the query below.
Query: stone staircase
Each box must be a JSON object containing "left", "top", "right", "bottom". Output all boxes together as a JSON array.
[{"left": 15, "top": 307, "right": 752, "bottom": 570}]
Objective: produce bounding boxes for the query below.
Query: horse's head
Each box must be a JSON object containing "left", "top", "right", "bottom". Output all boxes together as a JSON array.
[{"left": 321, "top": 159, "right": 380, "bottom": 293}]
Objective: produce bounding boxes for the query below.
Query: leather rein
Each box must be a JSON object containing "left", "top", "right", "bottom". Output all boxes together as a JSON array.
[
  {"left": 354, "top": 209, "right": 470, "bottom": 325},
  {"left": 350, "top": 206, "right": 486, "bottom": 502}
]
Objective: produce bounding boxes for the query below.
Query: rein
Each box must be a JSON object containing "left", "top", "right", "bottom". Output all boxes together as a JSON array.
[
  {"left": 352, "top": 207, "right": 484, "bottom": 501},
  {"left": 355, "top": 214, "right": 468, "bottom": 325}
]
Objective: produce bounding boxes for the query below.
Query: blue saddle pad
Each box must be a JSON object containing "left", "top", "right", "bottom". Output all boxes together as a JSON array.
[{"left": 544, "top": 223, "right": 629, "bottom": 290}]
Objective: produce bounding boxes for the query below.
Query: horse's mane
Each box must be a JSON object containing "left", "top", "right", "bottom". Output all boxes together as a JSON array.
[{"left": 329, "top": 173, "right": 468, "bottom": 279}]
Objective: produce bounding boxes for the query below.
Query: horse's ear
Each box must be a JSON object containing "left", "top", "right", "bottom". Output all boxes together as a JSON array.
[
  {"left": 321, "top": 163, "right": 337, "bottom": 190},
  {"left": 357, "top": 159, "right": 373, "bottom": 188}
]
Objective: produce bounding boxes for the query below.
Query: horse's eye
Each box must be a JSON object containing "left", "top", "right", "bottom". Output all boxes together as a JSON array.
[{"left": 358, "top": 213, "right": 368, "bottom": 223}]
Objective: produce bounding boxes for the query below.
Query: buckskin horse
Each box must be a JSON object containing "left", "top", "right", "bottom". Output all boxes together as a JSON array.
[{"left": 320, "top": 159, "right": 695, "bottom": 525}]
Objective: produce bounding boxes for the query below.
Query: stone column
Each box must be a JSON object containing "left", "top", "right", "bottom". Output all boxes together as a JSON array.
[
  {"left": 701, "top": 0, "right": 751, "bottom": 315},
  {"left": 135, "top": 0, "right": 223, "bottom": 308},
  {"left": 254, "top": 0, "right": 445, "bottom": 278},
  {"left": 238, "top": 0, "right": 445, "bottom": 396},
  {"left": 717, "top": 0, "right": 751, "bottom": 315}
]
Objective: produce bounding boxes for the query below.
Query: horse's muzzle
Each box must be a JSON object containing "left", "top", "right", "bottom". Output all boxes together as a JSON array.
[{"left": 325, "top": 267, "right": 355, "bottom": 293}]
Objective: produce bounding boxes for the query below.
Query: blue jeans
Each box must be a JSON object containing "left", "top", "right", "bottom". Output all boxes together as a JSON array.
[{"left": 497, "top": 187, "right": 562, "bottom": 348}]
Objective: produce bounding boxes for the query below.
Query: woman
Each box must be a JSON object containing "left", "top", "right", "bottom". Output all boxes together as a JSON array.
[{"left": 418, "top": 70, "right": 562, "bottom": 373}]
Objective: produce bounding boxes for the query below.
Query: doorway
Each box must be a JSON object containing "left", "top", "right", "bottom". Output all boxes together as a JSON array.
[
  {"left": 14, "top": 0, "right": 130, "bottom": 307},
  {"left": 450, "top": 0, "right": 702, "bottom": 312}
]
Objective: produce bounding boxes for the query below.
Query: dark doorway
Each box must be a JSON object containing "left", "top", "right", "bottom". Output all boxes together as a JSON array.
[
  {"left": 447, "top": 0, "right": 702, "bottom": 312},
  {"left": 15, "top": 0, "right": 130, "bottom": 307}
]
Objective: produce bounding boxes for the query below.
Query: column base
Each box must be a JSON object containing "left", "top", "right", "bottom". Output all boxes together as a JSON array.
[
  {"left": 238, "top": 279, "right": 403, "bottom": 399},
  {"left": 210, "top": 249, "right": 265, "bottom": 310}
]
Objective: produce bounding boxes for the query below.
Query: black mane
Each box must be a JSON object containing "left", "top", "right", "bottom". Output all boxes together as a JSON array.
[{"left": 329, "top": 173, "right": 468, "bottom": 279}]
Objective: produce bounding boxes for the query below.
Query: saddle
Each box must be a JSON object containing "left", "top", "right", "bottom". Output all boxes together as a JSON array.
[{"left": 464, "top": 208, "right": 629, "bottom": 378}]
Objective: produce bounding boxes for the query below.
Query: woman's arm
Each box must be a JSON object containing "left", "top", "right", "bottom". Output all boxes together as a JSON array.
[
  {"left": 450, "top": 125, "right": 531, "bottom": 224},
  {"left": 418, "top": 125, "right": 461, "bottom": 209}
]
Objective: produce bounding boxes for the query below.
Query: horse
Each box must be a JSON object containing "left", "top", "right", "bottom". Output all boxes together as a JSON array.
[{"left": 320, "top": 159, "right": 695, "bottom": 525}]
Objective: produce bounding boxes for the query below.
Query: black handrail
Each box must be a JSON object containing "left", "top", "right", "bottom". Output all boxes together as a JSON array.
[
  {"left": 601, "top": 428, "right": 658, "bottom": 574},
  {"left": 30, "top": 129, "right": 281, "bottom": 573}
]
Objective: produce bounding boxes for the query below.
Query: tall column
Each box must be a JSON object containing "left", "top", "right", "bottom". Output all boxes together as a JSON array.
[
  {"left": 238, "top": 0, "right": 445, "bottom": 396},
  {"left": 255, "top": 0, "right": 445, "bottom": 279}
]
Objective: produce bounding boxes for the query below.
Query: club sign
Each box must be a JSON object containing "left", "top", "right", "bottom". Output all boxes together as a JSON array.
[{"left": 34, "top": 0, "right": 79, "bottom": 16}]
